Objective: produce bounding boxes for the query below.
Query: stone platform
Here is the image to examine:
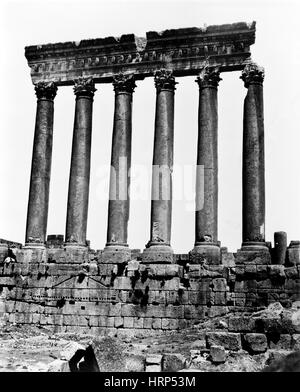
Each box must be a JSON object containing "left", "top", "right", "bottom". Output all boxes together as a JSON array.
[{"left": 0, "top": 240, "right": 299, "bottom": 336}]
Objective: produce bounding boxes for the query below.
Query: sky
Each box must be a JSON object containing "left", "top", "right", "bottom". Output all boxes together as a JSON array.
[{"left": 0, "top": 0, "right": 299, "bottom": 253}]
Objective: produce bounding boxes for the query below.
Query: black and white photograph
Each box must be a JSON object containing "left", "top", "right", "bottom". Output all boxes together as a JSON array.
[{"left": 0, "top": 0, "right": 299, "bottom": 377}]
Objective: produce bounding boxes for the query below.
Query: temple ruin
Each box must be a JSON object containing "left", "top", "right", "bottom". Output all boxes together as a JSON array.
[{"left": 0, "top": 22, "right": 299, "bottom": 345}]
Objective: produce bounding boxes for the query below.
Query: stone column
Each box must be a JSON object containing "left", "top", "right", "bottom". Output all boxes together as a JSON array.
[
  {"left": 25, "top": 82, "right": 57, "bottom": 247},
  {"left": 240, "top": 63, "right": 267, "bottom": 251},
  {"left": 190, "top": 66, "right": 221, "bottom": 264},
  {"left": 143, "top": 69, "right": 177, "bottom": 263},
  {"left": 65, "top": 77, "right": 96, "bottom": 247},
  {"left": 103, "top": 74, "right": 136, "bottom": 263}
]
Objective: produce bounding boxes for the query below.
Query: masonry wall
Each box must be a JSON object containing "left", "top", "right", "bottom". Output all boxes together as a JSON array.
[{"left": 0, "top": 243, "right": 299, "bottom": 337}]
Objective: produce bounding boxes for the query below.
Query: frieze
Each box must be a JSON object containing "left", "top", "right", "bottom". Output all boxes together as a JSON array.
[{"left": 25, "top": 22, "right": 256, "bottom": 85}]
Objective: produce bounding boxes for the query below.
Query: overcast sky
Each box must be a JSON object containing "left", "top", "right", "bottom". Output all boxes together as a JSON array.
[{"left": 0, "top": 0, "right": 299, "bottom": 253}]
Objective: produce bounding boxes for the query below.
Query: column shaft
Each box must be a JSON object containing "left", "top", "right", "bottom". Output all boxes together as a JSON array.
[
  {"left": 25, "top": 82, "right": 57, "bottom": 246},
  {"left": 65, "top": 77, "right": 95, "bottom": 247},
  {"left": 195, "top": 69, "right": 221, "bottom": 245},
  {"left": 241, "top": 64, "right": 266, "bottom": 248},
  {"left": 106, "top": 74, "right": 135, "bottom": 247},
  {"left": 191, "top": 67, "right": 221, "bottom": 264},
  {"left": 143, "top": 69, "right": 176, "bottom": 263}
]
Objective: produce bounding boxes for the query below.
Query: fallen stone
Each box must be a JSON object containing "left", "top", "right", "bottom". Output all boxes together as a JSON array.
[
  {"left": 243, "top": 333, "right": 267, "bottom": 354},
  {"left": 145, "top": 364, "right": 161, "bottom": 372},
  {"left": 48, "top": 359, "right": 70, "bottom": 372},
  {"left": 162, "top": 353, "right": 187, "bottom": 372},
  {"left": 146, "top": 354, "right": 162, "bottom": 365},
  {"left": 210, "top": 345, "right": 227, "bottom": 364},
  {"left": 206, "top": 332, "right": 242, "bottom": 351},
  {"left": 125, "top": 355, "right": 145, "bottom": 372},
  {"left": 60, "top": 341, "right": 86, "bottom": 361}
]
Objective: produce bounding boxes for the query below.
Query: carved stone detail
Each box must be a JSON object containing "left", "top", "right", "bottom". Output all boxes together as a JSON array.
[
  {"left": 240, "top": 63, "right": 264, "bottom": 87},
  {"left": 112, "top": 73, "right": 136, "bottom": 94},
  {"left": 196, "top": 66, "right": 222, "bottom": 89},
  {"left": 34, "top": 81, "right": 57, "bottom": 100},
  {"left": 154, "top": 69, "right": 177, "bottom": 92},
  {"left": 73, "top": 76, "right": 96, "bottom": 97}
]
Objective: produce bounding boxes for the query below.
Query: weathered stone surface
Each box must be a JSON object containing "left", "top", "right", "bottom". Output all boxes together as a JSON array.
[
  {"left": 210, "top": 345, "right": 227, "bottom": 364},
  {"left": 48, "top": 359, "right": 70, "bottom": 372},
  {"left": 146, "top": 354, "right": 163, "bottom": 365},
  {"left": 60, "top": 342, "right": 86, "bottom": 361},
  {"left": 268, "top": 334, "right": 291, "bottom": 350},
  {"left": 243, "top": 333, "right": 267, "bottom": 354},
  {"left": 228, "top": 316, "right": 255, "bottom": 332},
  {"left": 162, "top": 353, "right": 187, "bottom": 372},
  {"left": 206, "top": 332, "right": 242, "bottom": 351},
  {"left": 145, "top": 364, "right": 161, "bottom": 372},
  {"left": 125, "top": 355, "right": 145, "bottom": 372},
  {"left": 291, "top": 334, "right": 300, "bottom": 350},
  {"left": 25, "top": 23, "right": 256, "bottom": 86}
]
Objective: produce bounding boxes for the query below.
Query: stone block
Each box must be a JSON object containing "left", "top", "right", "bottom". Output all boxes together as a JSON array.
[
  {"left": 47, "top": 359, "right": 70, "bottom": 372},
  {"left": 285, "top": 267, "right": 298, "bottom": 279},
  {"left": 123, "top": 317, "right": 134, "bottom": 328},
  {"left": 133, "top": 317, "right": 144, "bottom": 329},
  {"left": 146, "top": 354, "right": 162, "bottom": 365},
  {"left": 125, "top": 355, "right": 145, "bottom": 372},
  {"left": 60, "top": 342, "right": 86, "bottom": 361},
  {"left": 235, "top": 249, "right": 271, "bottom": 265},
  {"left": 207, "top": 306, "right": 229, "bottom": 318},
  {"left": 162, "top": 318, "right": 178, "bottom": 330},
  {"left": 206, "top": 332, "right": 241, "bottom": 351},
  {"left": 256, "top": 265, "right": 268, "bottom": 280},
  {"left": 113, "top": 277, "right": 132, "bottom": 290},
  {"left": 152, "top": 318, "right": 162, "bottom": 329},
  {"left": 212, "top": 278, "right": 227, "bottom": 292},
  {"left": 291, "top": 334, "right": 300, "bottom": 350},
  {"left": 210, "top": 345, "right": 227, "bottom": 364},
  {"left": 145, "top": 365, "right": 161, "bottom": 372},
  {"left": 114, "top": 316, "right": 124, "bottom": 328},
  {"left": 243, "top": 333, "right": 267, "bottom": 354},
  {"left": 162, "top": 353, "right": 187, "bottom": 372},
  {"left": 268, "top": 334, "right": 291, "bottom": 350},
  {"left": 287, "top": 244, "right": 300, "bottom": 266},
  {"left": 268, "top": 265, "right": 286, "bottom": 282},
  {"left": 228, "top": 316, "right": 255, "bottom": 332}
]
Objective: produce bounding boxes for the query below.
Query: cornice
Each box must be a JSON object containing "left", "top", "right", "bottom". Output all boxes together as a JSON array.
[{"left": 25, "top": 22, "right": 256, "bottom": 86}]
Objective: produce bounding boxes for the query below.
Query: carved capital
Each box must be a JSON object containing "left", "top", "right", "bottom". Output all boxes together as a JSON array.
[
  {"left": 196, "top": 66, "right": 221, "bottom": 89},
  {"left": 240, "top": 63, "right": 264, "bottom": 87},
  {"left": 113, "top": 73, "right": 136, "bottom": 94},
  {"left": 34, "top": 81, "right": 57, "bottom": 100},
  {"left": 154, "top": 69, "right": 177, "bottom": 92},
  {"left": 73, "top": 76, "right": 96, "bottom": 98}
]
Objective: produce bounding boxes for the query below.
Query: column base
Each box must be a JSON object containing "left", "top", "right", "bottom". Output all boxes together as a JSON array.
[
  {"left": 101, "top": 245, "right": 131, "bottom": 264},
  {"left": 241, "top": 241, "right": 268, "bottom": 251},
  {"left": 24, "top": 243, "right": 46, "bottom": 250},
  {"left": 236, "top": 241, "right": 271, "bottom": 264},
  {"left": 189, "top": 242, "right": 221, "bottom": 265},
  {"left": 142, "top": 243, "right": 174, "bottom": 264},
  {"left": 64, "top": 242, "right": 87, "bottom": 249}
]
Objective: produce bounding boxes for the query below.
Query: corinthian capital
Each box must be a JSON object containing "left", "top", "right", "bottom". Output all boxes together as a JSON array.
[
  {"left": 113, "top": 73, "right": 136, "bottom": 94},
  {"left": 196, "top": 66, "right": 221, "bottom": 89},
  {"left": 154, "top": 69, "right": 177, "bottom": 92},
  {"left": 73, "top": 77, "right": 96, "bottom": 98},
  {"left": 240, "top": 63, "right": 265, "bottom": 87},
  {"left": 34, "top": 81, "right": 57, "bottom": 100}
]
